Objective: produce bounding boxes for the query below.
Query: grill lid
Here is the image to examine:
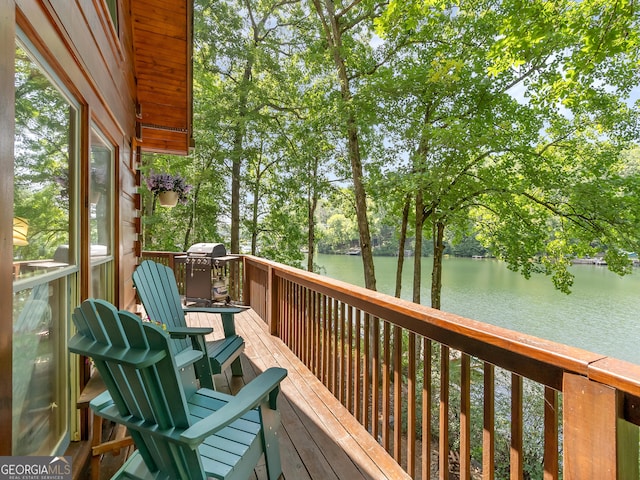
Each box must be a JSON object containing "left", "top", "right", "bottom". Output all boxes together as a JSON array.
[{"left": 186, "top": 242, "right": 227, "bottom": 257}]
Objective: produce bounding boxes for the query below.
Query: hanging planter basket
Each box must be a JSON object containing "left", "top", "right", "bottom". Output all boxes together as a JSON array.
[{"left": 158, "top": 190, "right": 179, "bottom": 207}]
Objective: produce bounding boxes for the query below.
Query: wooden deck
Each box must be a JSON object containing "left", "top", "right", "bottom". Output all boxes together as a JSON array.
[{"left": 95, "top": 307, "right": 410, "bottom": 480}]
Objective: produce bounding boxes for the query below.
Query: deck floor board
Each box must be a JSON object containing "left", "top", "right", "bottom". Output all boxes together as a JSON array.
[{"left": 98, "top": 307, "right": 410, "bottom": 480}]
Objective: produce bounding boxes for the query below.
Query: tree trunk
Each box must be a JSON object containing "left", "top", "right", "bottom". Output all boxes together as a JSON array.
[
  {"left": 431, "top": 221, "right": 445, "bottom": 310},
  {"left": 312, "top": 0, "right": 376, "bottom": 291},
  {"left": 307, "top": 158, "right": 319, "bottom": 272},
  {"left": 229, "top": 60, "right": 252, "bottom": 298},
  {"left": 182, "top": 181, "right": 201, "bottom": 251},
  {"left": 413, "top": 191, "right": 425, "bottom": 304},
  {"left": 230, "top": 60, "right": 253, "bottom": 256},
  {"left": 250, "top": 177, "right": 259, "bottom": 256},
  {"left": 411, "top": 108, "right": 432, "bottom": 303},
  {"left": 395, "top": 196, "right": 411, "bottom": 298},
  {"left": 348, "top": 115, "right": 376, "bottom": 290}
]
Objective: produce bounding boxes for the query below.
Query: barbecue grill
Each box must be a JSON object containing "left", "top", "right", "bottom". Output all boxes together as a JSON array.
[{"left": 178, "top": 243, "right": 238, "bottom": 305}]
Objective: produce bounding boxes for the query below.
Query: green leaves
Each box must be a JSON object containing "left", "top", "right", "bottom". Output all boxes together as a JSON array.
[{"left": 142, "top": 0, "right": 640, "bottom": 305}]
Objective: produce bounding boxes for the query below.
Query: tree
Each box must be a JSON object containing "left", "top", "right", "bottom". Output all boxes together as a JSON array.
[
  {"left": 194, "top": 0, "right": 321, "bottom": 267},
  {"left": 147, "top": 0, "right": 639, "bottom": 312},
  {"left": 309, "top": 0, "right": 396, "bottom": 290},
  {"left": 374, "top": 0, "right": 640, "bottom": 308}
]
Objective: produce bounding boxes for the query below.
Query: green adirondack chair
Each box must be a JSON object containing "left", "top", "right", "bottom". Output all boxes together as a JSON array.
[
  {"left": 69, "top": 299, "right": 287, "bottom": 480},
  {"left": 133, "top": 260, "right": 246, "bottom": 389}
]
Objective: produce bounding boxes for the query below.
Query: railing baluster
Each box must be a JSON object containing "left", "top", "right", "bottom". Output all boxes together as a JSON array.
[
  {"left": 325, "top": 295, "right": 332, "bottom": 388},
  {"left": 313, "top": 291, "right": 320, "bottom": 377},
  {"left": 280, "top": 278, "right": 286, "bottom": 344},
  {"left": 382, "top": 321, "right": 391, "bottom": 452},
  {"left": 288, "top": 282, "right": 293, "bottom": 354},
  {"left": 440, "top": 344, "right": 450, "bottom": 480},
  {"left": 302, "top": 285, "right": 308, "bottom": 364},
  {"left": 372, "top": 316, "right": 381, "bottom": 442},
  {"left": 333, "top": 298, "right": 340, "bottom": 396},
  {"left": 338, "top": 301, "right": 346, "bottom": 404},
  {"left": 320, "top": 294, "right": 327, "bottom": 383},
  {"left": 288, "top": 279, "right": 294, "bottom": 347},
  {"left": 297, "top": 284, "right": 304, "bottom": 360},
  {"left": 363, "top": 313, "right": 371, "bottom": 428},
  {"left": 460, "top": 353, "right": 471, "bottom": 480},
  {"left": 483, "top": 363, "right": 495, "bottom": 480},
  {"left": 279, "top": 278, "right": 286, "bottom": 345},
  {"left": 393, "top": 325, "right": 402, "bottom": 463},
  {"left": 407, "top": 332, "right": 417, "bottom": 476},
  {"left": 355, "top": 309, "right": 362, "bottom": 422},
  {"left": 347, "top": 305, "right": 354, "bottom": 414},
  {"left": 511, "top": 373, "right": 523, "bottom": 480},
  {"left": 423, "top": 338, "right": 432, "bottom": 480},
  {"left": 543, "top": 387, "right": 559, "bottom": 480},
  {"left": 292, "top": 283, "right": 297, "bottom": 356}
]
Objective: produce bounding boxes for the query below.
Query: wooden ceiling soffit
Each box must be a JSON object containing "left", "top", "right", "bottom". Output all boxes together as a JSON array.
[{"left": 132, "top": 0, "right": 194, "bottom": 155}]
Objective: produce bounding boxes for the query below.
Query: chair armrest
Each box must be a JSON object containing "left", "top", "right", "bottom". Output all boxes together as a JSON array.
[
  {"left": 183, "top": 306, "right": 247, "bottom": 337},
  {"left": 166, "top": 326, "right": 213, "bottom": 339},
  {"left": 183, "top": 305, "right": 249, "bottom": 315},
  {"left": 89, "top": 390, "right": 113, "bottom": 411},
  {"left": 180, "top": 367, "right": 287, "bottom": 447},
  {"left": 70, "top": 335, "right": 166, "bottom": 368}
]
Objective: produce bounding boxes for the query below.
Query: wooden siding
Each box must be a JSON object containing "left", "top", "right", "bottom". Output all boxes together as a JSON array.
[
  {"left": 7, "top": 0, "right": 144, "bottom": 457},
  {"left": 0, "top": 0, "right": 16, "bottom": 457},
  {"left": 15, "top": 0, "right": 142, "bottom": 310},
  {"left": 132, "top": 0, "right": 193, "bottom": 154},
  {"left": 118, "top": 139, "right": 139, "bottom": 311}
]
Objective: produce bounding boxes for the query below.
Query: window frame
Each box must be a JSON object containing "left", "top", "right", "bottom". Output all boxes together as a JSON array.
[
  {"left": 88, "top": 125, "right": 115, "bottom": 302},
  {"left": 13, "top": 32, "right": 81, "bottom": 292},
  {"left": 12, "top": 29, "right": 80, "bottom": 456}
]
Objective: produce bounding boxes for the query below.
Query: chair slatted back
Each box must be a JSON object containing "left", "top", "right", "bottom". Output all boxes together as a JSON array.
[
  {"left": 70, "top": 299, "right": 206, "bottom": 479},
  {"left": 132, "top": 260, "right": 191, "bottom": 352}
]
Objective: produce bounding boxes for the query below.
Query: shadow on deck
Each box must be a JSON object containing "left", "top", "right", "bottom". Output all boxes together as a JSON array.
[{"left": 89, "top": 307, "right": 409, "bottom": 480}]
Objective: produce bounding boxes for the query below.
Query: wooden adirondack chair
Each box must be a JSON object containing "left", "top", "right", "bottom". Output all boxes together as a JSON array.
[
  {"left": 132, "top": 260, "right": 246, "bottom": 389},
  {"left": 69, "top": 299, "right": 287, "bottom": 480}
]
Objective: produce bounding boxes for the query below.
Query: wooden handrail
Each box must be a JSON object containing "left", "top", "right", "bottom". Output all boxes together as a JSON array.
[
  {"left": 240, "top": 254, "right": 640, "bottom": 479},
  {"left": 243, "top": 255, "right": 606, "bottom": 387}
]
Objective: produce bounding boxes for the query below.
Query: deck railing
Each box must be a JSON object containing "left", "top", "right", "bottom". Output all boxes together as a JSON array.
[
  {"left": 241, "top": 255, "right": 640, "bottom": 480},
  {"left": 141, "top": 250, "right": 243, "bottom": 300},
  {"left": 142, "top": 251, "right": 640, "bottom": 478}
]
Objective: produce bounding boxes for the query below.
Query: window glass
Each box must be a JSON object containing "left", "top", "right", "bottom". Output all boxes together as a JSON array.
[
  {"left": 12, "top": 279, "right": 69, "bottom": 455},
  {"left": 14, "top": 42, "right": 77, "bottom": 278},
  {"left": 13, "top": 38, "right": 74, "bottom": 455},
  {"left": 90, "top": 129, "right": 114, "bottom": 300},
  {"left": 105, "top": 0, "right": 119, "bottom": 33}
]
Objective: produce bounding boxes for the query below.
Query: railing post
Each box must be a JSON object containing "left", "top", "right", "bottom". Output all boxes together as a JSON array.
[
  {"left": 267, "top": 264, "right": 278, "bottom": 336},
  {"left": 242, "top": 256, "right": 250, "bottom": 307},
  {"left": 563, "top": 373, "right": 638, "bottom": 479}
]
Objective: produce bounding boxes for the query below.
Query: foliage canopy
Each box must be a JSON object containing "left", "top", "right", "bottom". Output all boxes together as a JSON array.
[{"left": 141, "top": 0, "right": 640, "bottom": 303}]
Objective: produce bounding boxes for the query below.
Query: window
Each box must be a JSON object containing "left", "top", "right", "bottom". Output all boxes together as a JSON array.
[
  {"left": 13, "top": 37, "right": 77, "bottom": 455},
  {"left": 105, "top": 0, "right": 119, "bottom": 34},
  {"left": 14, "top": 42, "right": 77, "bottom": 277},
  {"left": 12, "top": 279, "right": 70, "bottom": 455},
  {"left": 90, "top": 128, "right": 114, "bottom": 301}
]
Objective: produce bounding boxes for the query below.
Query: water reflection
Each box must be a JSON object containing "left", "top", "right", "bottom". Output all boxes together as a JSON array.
[{"left": 314, "top": 254, "right": 640, "bottom": 364}]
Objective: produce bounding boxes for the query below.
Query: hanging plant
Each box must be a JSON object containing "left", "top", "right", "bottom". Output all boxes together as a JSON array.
[{"left": 145, "top": 172, "right": 192, "bottom": 206}]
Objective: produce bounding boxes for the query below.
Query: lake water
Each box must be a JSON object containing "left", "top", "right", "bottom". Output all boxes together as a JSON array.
[{"left": 313, "top": 253, "right": 640, "bottom": 365}]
